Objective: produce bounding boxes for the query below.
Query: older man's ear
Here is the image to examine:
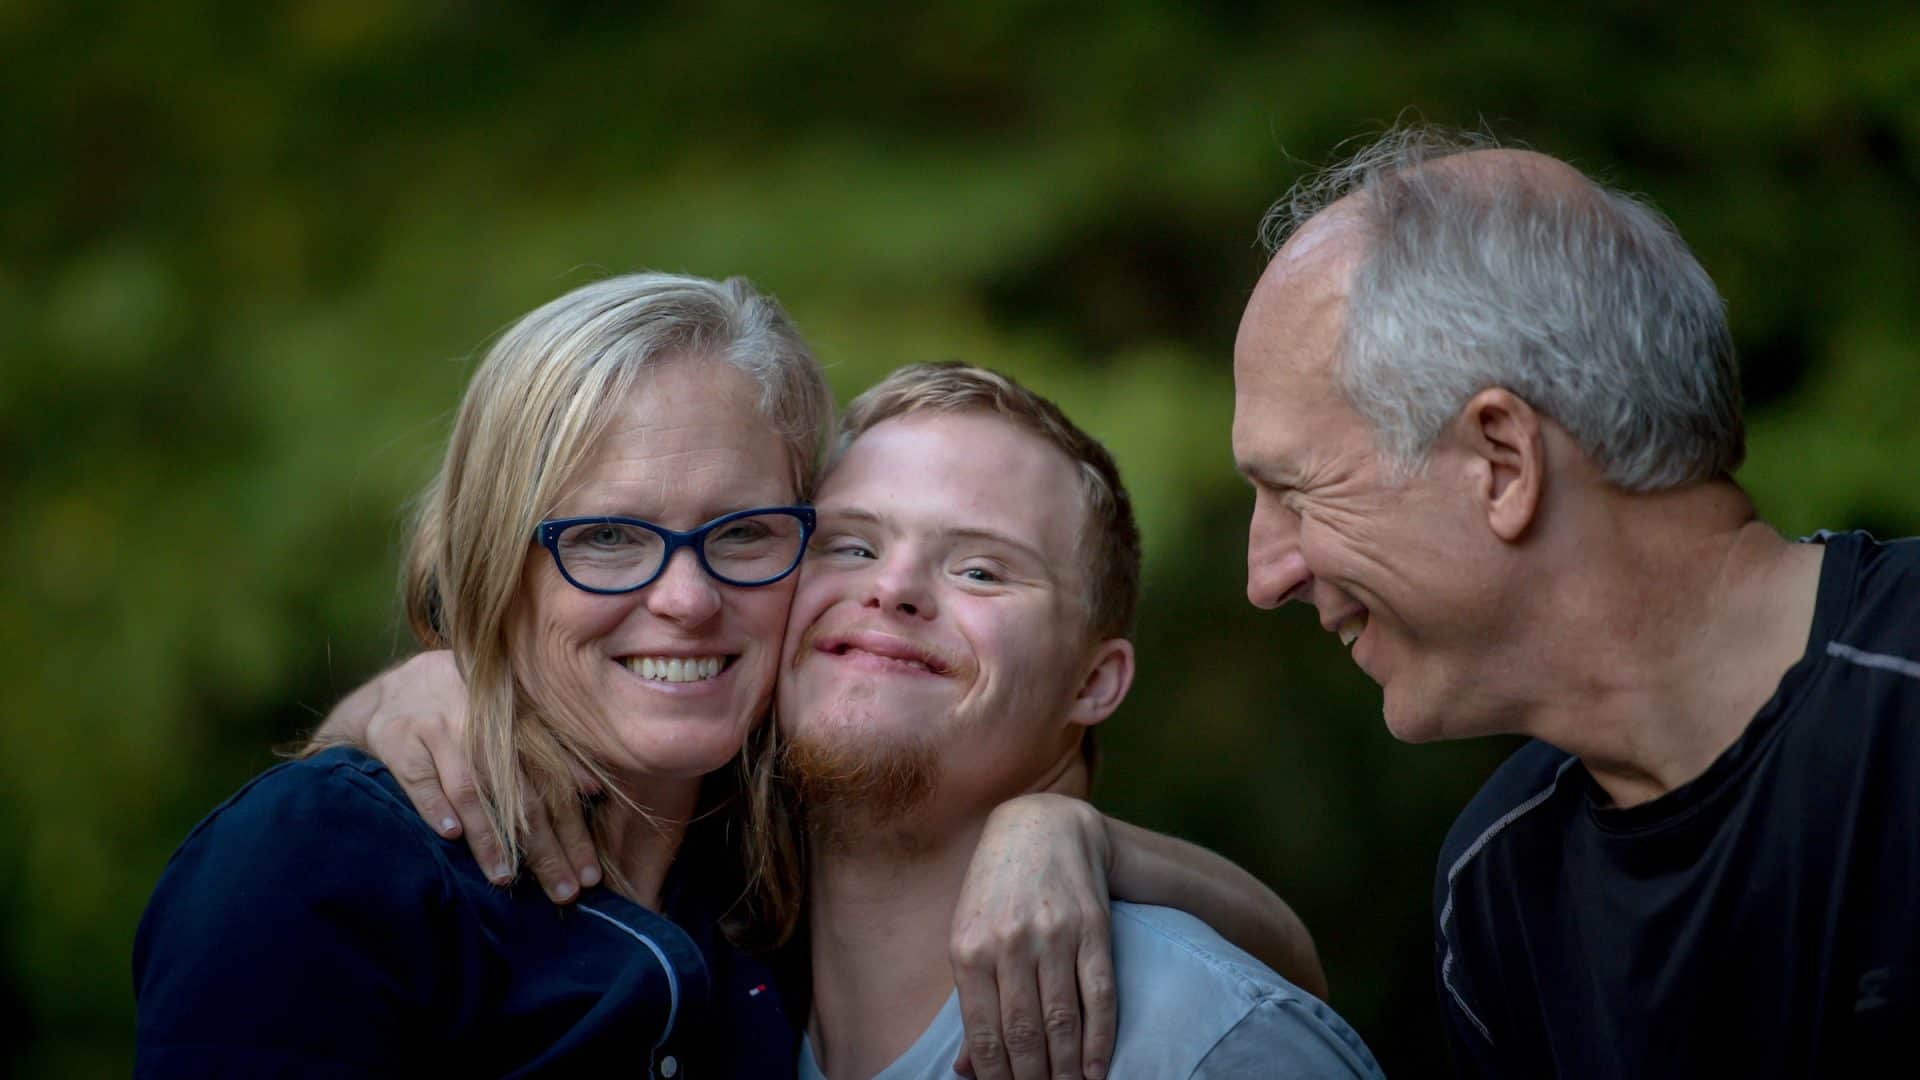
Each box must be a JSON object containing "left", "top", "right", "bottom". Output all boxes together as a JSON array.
[{"left": 1455, "top": 387, "right": 1547, "bottom": 544}]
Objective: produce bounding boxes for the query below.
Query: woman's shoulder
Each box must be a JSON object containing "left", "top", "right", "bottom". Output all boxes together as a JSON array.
[
  {"left": 142, "top": 746, "right": 454, "bottom": 932},
  {"left": 184, "top": 744, "right": 431, "bottom": 845},
  {"left": 134, "top": 747, "right": 472, "bottom": 1073}
]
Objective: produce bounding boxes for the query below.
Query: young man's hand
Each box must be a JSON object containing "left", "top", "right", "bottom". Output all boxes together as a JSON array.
[
  {"left": 310, "top": 651, "right": 600, "bottom": 902},
  {"left": 950, "top": 794, "right": 1116, "bottom": 1080}
]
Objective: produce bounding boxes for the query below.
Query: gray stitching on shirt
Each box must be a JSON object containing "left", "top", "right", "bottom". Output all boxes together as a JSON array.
[
  {"left": 1828, "top": 641, "right": 1920, "bottom": 681},
  {"left": 1437, "top": 754, "right": 1580, "bottom": 1046},
  {"left": 579, "top": 904, "right": 679, "bottom": 1079}
]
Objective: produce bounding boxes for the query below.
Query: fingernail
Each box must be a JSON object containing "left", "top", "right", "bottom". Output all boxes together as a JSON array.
[
  {"left": 493, "top": 863, "right": 512, "bottom": 883},
  {"left": 578, "top": 864, "right": 601, "bottom": 888},
  {"left": 439, "top": 817, "right": 458, "bottom": 835},
  {"left": 1087, "top": 1063, "right": 1108, "bottom": 1080},
  {"left": 551, "top": 882, "right": 574, "bottom": 901}
]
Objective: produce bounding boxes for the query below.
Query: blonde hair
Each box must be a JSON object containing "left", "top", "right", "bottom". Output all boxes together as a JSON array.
[{"left": 402, "top": 272, "right": 830, "bottom": 908}]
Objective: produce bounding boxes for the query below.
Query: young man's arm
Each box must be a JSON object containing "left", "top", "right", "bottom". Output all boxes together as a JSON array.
[
  {"left": 1106, "top": 814, "right": 1325, "bottom": 994},
  {"left": 949, "top": 794, "right": 1327, "bottom": 1080},
  {"left": 306, "top": 652, "right": 602, "bottom": 900}
]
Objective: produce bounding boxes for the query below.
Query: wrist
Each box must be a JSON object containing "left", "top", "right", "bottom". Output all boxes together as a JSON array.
[
  {"left": 1037, "top": 793, "right": 1113, "bottom": 885},
  {"left": 1081, "top": 799, "right": 1116, "bottom": 883},
  {"left": 314, "top": 685, "right": 377, "bottom": 748}
]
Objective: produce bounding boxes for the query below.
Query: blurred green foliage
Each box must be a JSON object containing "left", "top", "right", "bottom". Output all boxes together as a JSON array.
[{"left": 6, "top": 1, "right": 1919, "bottom": 1076}]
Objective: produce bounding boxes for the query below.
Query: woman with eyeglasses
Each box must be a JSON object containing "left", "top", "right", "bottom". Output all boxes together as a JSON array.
[{"left": 133, "top": 273, "right": 1319, "bottom": 1078}]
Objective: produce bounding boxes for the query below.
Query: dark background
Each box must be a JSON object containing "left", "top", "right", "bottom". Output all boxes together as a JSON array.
[{"left": 7, "top": 2, "right": 1920, "bottom": 1076}]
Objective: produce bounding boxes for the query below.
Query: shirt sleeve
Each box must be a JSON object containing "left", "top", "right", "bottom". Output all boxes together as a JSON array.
[
  {"left": 1190, "top": 994, "right": 1387, "bottom": 1080},
  {"left": 133, "top": 757, "right": 458, "bottom": 1078}
]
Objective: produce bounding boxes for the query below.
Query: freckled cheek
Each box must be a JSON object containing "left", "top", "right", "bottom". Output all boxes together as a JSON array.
[
  {"left": 508, "top": 604, "right": 625, "bottom": 733},
  {"left": 730, "top": 582, "right": 798, "bottom": 689},
  {"left": 783, "top": 573, "right": 836, "bottom": 634},
  {"left": 949, "top": 618, "right": 1051, "bottom": 720},
  {"left": 512, "top": 570, "right": 628, "bottom": 672},
  {"left": 545, "top": 594, "right": 636, "bottom": 646},
  {"left": 779, "top": 569, "right": 861, "bottom": 666}
]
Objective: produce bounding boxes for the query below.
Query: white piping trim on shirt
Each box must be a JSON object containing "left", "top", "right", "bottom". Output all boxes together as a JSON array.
[
  {"left": 1827, "top": 641, "right": 1920, "bottom": 681},
  {"left": 1437, "top": 754, "right": 1580, "bottom": 1047},
  {"left": 579, "top": 903, "right": 679, "bottom": 1077}
]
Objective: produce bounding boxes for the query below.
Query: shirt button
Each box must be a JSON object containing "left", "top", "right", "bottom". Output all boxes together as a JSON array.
[{"left": 660, "top": 1055, "right": 679, "bottom": 1078}]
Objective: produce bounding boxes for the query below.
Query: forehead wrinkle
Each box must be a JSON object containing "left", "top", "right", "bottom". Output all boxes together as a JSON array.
[
  {"left": 580, "top": 439, "right": 764, "bottom": 490},
  {"left": 556, "top": 426, "right": 787, "bottom": 522}
]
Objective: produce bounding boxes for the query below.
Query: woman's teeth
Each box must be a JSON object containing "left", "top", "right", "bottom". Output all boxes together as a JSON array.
[{"left": 624, "top": 656, "right": 725, "bottom": 683}]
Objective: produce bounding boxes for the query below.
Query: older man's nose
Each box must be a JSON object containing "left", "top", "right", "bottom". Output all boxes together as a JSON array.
[
  {"left": 1246, "top": 504, "right": 1311, "bottom": 609},
  {"left": 1247, "top": 545, "right": 1312, "bottom": 609}
]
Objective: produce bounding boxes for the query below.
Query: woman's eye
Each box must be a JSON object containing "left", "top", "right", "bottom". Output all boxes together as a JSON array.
[{"left": 590, "top": 526, "right": 627, "bottom": 546}]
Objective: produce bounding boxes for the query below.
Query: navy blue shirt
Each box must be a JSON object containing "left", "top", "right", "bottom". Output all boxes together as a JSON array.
[
  {"left": 1434, "top": 531, "right": 1920, "bottom": 1077},
  {"left": 135, "top": 746, "right": 795, "bottom": 1078}
]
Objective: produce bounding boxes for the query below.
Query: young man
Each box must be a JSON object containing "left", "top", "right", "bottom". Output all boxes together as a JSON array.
[{"left": 777, "top": 364, "right": 1380, "bottom": 1078}]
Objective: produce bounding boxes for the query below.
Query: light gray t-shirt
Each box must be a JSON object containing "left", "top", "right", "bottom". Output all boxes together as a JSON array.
[{"left": 798, "top": 902, "right": 1383, "bottom": 1079}]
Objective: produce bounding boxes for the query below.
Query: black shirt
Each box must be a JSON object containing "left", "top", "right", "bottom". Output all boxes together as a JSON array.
[
  {"left": 135, "top": 747, "right": 795, "bottom": 1078},
  {"left": 1434, "top": 531, "right": 1920, "bottom": 1078}
]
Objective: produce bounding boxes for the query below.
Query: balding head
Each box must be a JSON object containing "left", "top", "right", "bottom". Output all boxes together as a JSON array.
[
  {"left": 1246, "top": 126, "right": 1744, "bottom": 492},
  {"left": 1405, "top": 146, "right": 1592, "bottom": 195}
]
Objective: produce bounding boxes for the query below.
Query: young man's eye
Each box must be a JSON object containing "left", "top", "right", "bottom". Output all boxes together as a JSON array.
[{"left": 816, "top": 537, "right": 876, "bottom": 559}]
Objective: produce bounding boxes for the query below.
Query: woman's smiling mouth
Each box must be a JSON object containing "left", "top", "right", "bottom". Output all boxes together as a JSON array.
[{"left": 621, "top": 655, "right": 733, "bottom": 683}]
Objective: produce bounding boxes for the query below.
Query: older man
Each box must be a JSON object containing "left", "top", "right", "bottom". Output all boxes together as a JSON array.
[{"left": 1233, "top": 127, "right": 1920, "bottom": 1077}]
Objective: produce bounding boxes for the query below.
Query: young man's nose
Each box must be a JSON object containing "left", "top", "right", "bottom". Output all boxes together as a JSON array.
[{"left": 867, "top": 557, "right": 938, "bottom": 620}]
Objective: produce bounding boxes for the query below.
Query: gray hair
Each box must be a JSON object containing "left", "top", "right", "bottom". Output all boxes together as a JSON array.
[
  {"left": 1260, "top": 126, "right": 1744, "bottom": 491},
  {"left": 403, "top": 271, "right": 832, "bottom": 888}
]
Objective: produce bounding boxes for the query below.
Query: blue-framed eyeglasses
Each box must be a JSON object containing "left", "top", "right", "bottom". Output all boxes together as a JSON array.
[{"left": 532, "top": 506, "right": 816, "bottom": 594}]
